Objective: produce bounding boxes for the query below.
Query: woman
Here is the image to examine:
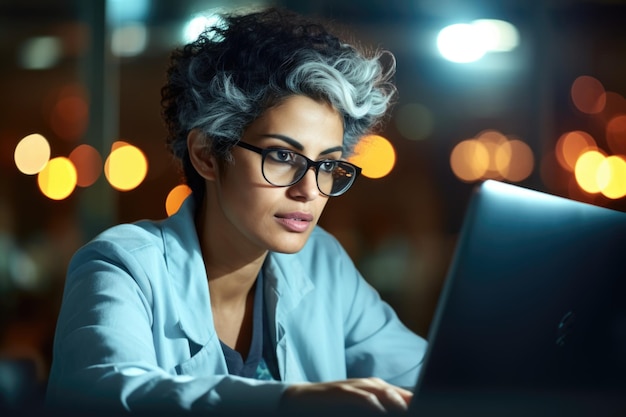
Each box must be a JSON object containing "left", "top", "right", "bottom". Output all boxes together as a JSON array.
[{"left": 46, "top": 7, "right": 427, "bottom": 416}]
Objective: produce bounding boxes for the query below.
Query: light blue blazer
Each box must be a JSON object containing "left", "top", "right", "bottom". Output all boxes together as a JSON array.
[{"left": 46, "top": 196, "right": 427, "bottom": 414}]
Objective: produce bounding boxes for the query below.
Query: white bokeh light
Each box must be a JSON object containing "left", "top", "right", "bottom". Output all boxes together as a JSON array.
[
  {"left": 437, "top": 19, "right": 519, "bottom": 63},
  {"left": 183, "top": 14, "right": 224, "bottom": 44},
  {"left": 437, "top": 23, "right": 487, "bottom": 63}
]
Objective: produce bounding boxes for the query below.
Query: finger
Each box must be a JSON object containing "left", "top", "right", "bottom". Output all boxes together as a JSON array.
[
  {"left": 340, "top": 384, "right": 387, "bottom": 413},
  {"left": 381, "top": 388, "right": 409, "bottom": 412}
]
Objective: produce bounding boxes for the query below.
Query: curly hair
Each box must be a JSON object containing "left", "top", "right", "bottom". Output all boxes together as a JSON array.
[{"left": 161, "top": 7, "right": 397, "bottom": 203}]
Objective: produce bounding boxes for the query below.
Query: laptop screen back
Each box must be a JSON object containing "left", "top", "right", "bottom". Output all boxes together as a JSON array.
[{"left": 409, "top": 180, "right": 626, "bottom": 417}]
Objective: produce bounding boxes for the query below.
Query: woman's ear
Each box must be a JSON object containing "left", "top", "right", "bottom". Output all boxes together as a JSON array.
[{"left": 188, "top": 129, "right": 219, "bottom": 181}]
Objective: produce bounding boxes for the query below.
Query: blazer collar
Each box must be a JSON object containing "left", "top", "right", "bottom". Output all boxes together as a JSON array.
[
  {"left": 159, "top": 195, "right": 316, "bottom": 346},
  {"left": 161, "top": 195, "right": 214, "bottom": 346}
]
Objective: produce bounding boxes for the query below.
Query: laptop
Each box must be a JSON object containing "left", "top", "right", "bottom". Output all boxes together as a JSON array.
[{"left": 407, "top": 180, "right": 626, "bottom": 417}]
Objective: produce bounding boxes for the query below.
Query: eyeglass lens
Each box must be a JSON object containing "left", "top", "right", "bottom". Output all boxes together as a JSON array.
[{"left": 262, "top": 149, "right": 356, "bottom": 196}]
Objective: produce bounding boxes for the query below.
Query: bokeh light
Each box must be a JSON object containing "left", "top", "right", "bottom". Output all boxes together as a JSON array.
[
  {"left": 495, "top": 139, "right": 534, "bottom": 181},
  {"left": 104, "top": 141, "right": 148, "bottom": 191},
  {"left": 571, "top": 75, "right": 606, "bottom": 114},
  {"left": 450, "top": 139, "right": 489, "bottom": 182},
  {"left": 183, "top": 13, "right": 224, "bottom": 43},
  {"left": 606, "top": 114, "right": 626, "bottom": 155},
  {"left": 18, "top": 36, "right": 62, "bottom": 69},
  {"left": 395, "top": 102, "right": 434, "bottom": 141},
  {"left": 37, "top": 157, "right": 77, "bottom": 200},
  {"left": 69, "top": 144, "right": 103, "bottom": 187},
  {"left": 476, "top": 130, "right": 508, "bottom": 178},
  {"left": 111, "top": 23, "right": 148, "bottom": 57},
  {"left": 437, "top": 19, "right": 519, "bottom": 63},
  {"left": 598, "top": 91, "right": 626, "bottom": 123},
  {"left": 166, "top": 184, "right": 192, "bottom": 216},
  {"left": 555, "top": 130, "right": 597, "bottom": 172},
  {"left": 349, "top": 135, "right": 396, "bottom": 179},
  {"left": 574, "top": 149, "right": 606, "bottom": 194},
  {"left": 48, "top": 84, "right": 89, "bottom": 142},
  {"left": 597, "top": 155, "right": 626, "bottom": 199},
  {"left": 471, "top": 19, "right": 520, "bottom": 52},
  {"left": 437, "top": 23, "right": 487, "bottom": 63},
  {"left": 14, "top": 133, "right": 51, "bottom": 175},
  {"left": 451, "top": 130, "right": 534, "bottom": 183}
]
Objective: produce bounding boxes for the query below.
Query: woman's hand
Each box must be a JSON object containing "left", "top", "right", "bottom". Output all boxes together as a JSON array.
[{"left": 279, "top": 377, "right": 412, "bottom": 416}]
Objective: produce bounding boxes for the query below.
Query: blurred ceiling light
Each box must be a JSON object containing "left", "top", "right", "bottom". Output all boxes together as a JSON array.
[
  {"left": 106, "top": 0, "right": 149, "bottom": 23},
  {"left": 437, "top": 23, "right": 487, "bottom": 63},
  {"left": 111, "top": 23, "right": 148, "bottom": 57},
  {"left": 183, "top": 13, "right": 225, "bottom": 44},
  {"left": 437, "top": 19, "right": 519, "bottom": 63},
  {"left": 472, "top": 19, "right": 519, "bottom": 52},
  {"left": 18, "top": 36, "right": 62, "bottom": 70}
]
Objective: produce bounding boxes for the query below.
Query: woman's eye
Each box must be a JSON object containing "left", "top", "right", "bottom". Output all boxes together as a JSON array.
[
  {"left": 320, "top": 160, "right": 338, "bottom": 172},
  {"left": 269, "top": 150, "right": 295, "bottom": 163}
]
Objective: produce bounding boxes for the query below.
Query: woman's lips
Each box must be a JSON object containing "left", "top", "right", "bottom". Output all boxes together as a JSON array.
[{"left": 274, "top": 212, "right": 314, "bottom": 233}]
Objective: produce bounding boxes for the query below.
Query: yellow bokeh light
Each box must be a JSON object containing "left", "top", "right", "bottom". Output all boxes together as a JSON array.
[
  {"left": 166, "top": 184, "right": 192, "bottom": 216},
  {"left": 348, "top": 135, "right": 396, "bottom": 179},
  {"left": 597, "top": 155, "right": 626, "bottom": 199},
  {"left": 574, "top": 150, "right": 606, "bottom": 194},
  {"left": 104, "top": 142, "right": 148, "bottom": 191},
  {"left": 450, "top": 139, "right": 489, "bottom": 182},
  {"left": 14, "top": 133, "right": 51, "bottom": 175},
  {"left": 37, "top": 157, "right": 77, "bottom": 200}
]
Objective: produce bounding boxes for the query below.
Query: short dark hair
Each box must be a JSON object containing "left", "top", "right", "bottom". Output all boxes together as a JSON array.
[{"left": 161, "top": 7, "right": 397, "bottom": 203}]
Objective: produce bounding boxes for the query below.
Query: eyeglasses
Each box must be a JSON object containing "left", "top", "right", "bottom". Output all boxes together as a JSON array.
[{"left": 235, "top": 141, "right": 361, "bottom": 197}]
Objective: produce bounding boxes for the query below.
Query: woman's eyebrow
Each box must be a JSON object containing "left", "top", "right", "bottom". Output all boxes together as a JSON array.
[{"left": 261, "top": 134, "right": 343, "bottom": 155}]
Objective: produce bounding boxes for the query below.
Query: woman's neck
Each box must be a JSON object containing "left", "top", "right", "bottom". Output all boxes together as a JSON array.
[{"left": 194, "top": 196, "right": 268, "bottom": 306}]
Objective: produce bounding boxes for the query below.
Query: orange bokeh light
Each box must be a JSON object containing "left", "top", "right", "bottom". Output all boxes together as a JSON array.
[
  {"left": 496, "top": 139, "right": 534, "bottom": 182},
  {"left": 48, "top": 84, "right": 89, "bottom": 142},
  {"left": 69, "top": 144, "right": 103, "bottom": 187},
  {"left": 166, "top": 184, "right": 192, "bottom": 216},
  {"left": 450, "top": 139, "right": 489, "bottom": 182},
  {"left": 555, "top": 130, "right": 597, "bottom": 172},
  {"left": 571, "top": 75, "right": 606, "bottom": 114},
  {"left": 606, "top": 115, "right": 626, "bottom": 156},
  {"left": 349, "top": 135, "right": 396, "bottom": 179}
]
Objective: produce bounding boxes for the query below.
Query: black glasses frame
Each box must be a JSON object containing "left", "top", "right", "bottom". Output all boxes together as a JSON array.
[{"left": 235, "top": 141, "right": 361, "bottom": 197}]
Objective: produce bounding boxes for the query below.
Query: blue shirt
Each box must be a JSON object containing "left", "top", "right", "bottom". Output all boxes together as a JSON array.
[
  {"left": 220, "top": 270, "right": 279, "bottom": 380},
  {"left": 46, "top": 196, "right": 427, "bottom": 414}
]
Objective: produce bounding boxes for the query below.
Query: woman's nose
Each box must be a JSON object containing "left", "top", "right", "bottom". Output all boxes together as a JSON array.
[{"left": 287, "top": 168, "right": 320, "bottom": 201}]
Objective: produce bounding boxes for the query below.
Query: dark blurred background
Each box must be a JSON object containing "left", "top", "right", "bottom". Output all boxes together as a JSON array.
[{"left": 1, "top": 0, "right": 626, "bottom": 410}]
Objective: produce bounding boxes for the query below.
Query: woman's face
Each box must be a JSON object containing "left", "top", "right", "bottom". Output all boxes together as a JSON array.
[{"left": 209, "top": 95, "right": 345, "bottom": 255}]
